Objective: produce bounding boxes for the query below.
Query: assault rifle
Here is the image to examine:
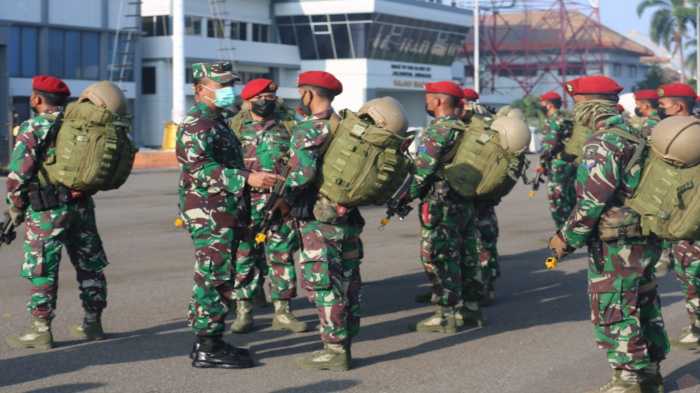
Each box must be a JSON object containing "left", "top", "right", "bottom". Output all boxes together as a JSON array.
[
  {"left": 254, "top": 163, "right": 291, "bottom": 246},
  {"left": 379, "top": 173, "right": 414, "bottom": 230},
  {"left": 527, "top": 166, "right": 547, "bottom": 198},
  {"left": 0, "top": 212, "right": 17, "bottom": 248}
]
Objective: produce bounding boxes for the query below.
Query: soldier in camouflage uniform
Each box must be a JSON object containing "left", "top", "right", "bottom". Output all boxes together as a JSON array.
[
  {"left": 276, "top": 71, "right": 363, "bottom": 371},
  {"left": 407, "top": 81, "right": 484, "bottom": 333},
  {"left": 228, "top": 78, "right": 306, "bottom": 334},
  {"left": 4, "top": 76, "right": 109, "bottom": 350},
  {"left": 549, "top": 76, "right": 668, "bottom": 393},
  {"left": 177, "top": 62, "right": 279, "bottom": 369},
  {"left": 539, "top": 91, "right": 576, "bottom": 231},
  {"left": 656, "top": 83, "right": 700, "bottom": 348}
]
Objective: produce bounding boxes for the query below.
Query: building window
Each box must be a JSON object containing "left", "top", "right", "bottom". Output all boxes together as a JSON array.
[
  {"left": 65, "top": 31, "right": 81, "bottom": 79},
  {"left": 230, "top": 21, "right": 247, "bottom": 40},
  {"left": 186, "top": 16, "right": 202, "bottom": 36},
  {"left": 628, "top": 64, "right": 637, "bottom": 78},
  {"left": 613, "top": 63, "right": 622, "bottom": 76},
  {"left": 48, "top": 29, "right": 65, "bottom": 76},
  {"left": 207, "top": 19, "right": 225, "bottom": 38},
  {"left": 142, "top": 66, "right": 156, "bottom": 94},
  {"left": 7, "top": 26, "right": 38, "bottom": 77},
  {"left": 142, "top": 15, "right": 171, "bottom": 36},
  {"left": 81, "top": 32, "right": 100, "bottom": 80},
  {"left": 252, "top": 23, "right": 269, "bottom": 43}
]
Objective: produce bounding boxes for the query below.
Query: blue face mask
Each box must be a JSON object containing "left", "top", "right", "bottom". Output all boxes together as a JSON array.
[{"left": 204, "top": 85, "right": 236, "bottom": 109}]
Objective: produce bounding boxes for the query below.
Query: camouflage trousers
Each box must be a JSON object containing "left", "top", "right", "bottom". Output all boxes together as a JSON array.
[
  {"left": 419, "top": 193, "right": 481, "bottom": 307},
  {"left": 234, "top": 219, "right": 299, "bottom": 301},
  {"left": 297, "top": 217, "right": 363, "bottom": 345},
  {"left": 672, "top": 241, "right": 700, "bottom": 324},
  {"left": 475, "top": 203, "right": 500, "bottom": 284},
  {"left": 587, "top": 238, "right": 669, "bottom": 370},
  {"left": 20, "top": 197, "right": 108, "bottom": 321},
  {"left": 183, "top": 208, "right": 239, "bottom": 336},
  {"left": 546, "top": 159, "right": 577, "bottom": 230}
]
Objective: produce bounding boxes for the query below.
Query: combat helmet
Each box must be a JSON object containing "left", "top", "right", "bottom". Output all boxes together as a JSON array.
[
  {"left": 491, "top": 116, "right": 531, "bottom": 154},
  {"left": 79, "top": 81, "right": 128, "bottom": 115},
  {"left": 650, "top": 115, "right": 700, "bottom": 167},
  {"left": 359, "top": 97, "right": 409, "bottom": 134},
  {"left": 495, "top": 105, "right": 524, "bottom": 120}
]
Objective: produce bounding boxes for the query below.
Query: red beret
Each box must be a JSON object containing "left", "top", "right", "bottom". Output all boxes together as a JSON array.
[
  {"left": 298, "top": 71, "right": 343, "bottom": 94},
  {"left": 462, "top": 88, "right": 479, "bottom": 101},
  {"left": 564, "top": 76, "right": 623, "bottom": 96},
  {"left": 634, "top": 89, "right": 659, "bottom": 101},
  {"left": 32, "top": 75, "right": 70, "bottom": 96},
  {"left": 540, "top": 91, "right": 561, "bottom": 102},
  {"left": 241, "top": 78, "right": 277, "bottom": 100},
  {"left": 658, "top": 83, "right": 696, "bottom": 98},
  {"left": 425, "top": 81, "right": 464, "bottom": 99}
]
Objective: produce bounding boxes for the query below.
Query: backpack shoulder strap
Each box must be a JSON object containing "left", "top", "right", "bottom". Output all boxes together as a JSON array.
[
  {"left": 594, "top": 126, "right": 647, "bottom": 173},
  {"left": 36, "top": 112, "right": 64, "bottom": 185}
]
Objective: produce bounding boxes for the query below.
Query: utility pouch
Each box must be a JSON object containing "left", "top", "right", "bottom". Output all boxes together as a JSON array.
[{"left": 598, "top": 206, "right": 643, "bottom": 241}]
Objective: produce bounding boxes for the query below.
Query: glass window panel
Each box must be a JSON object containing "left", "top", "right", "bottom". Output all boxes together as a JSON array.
[
  {"left": 142, "top": 66, "right": 156, "bottom": 94},
  {"left": 295, "top": 25, "right": 316, "bottom": 59},
  {"left": 278, "top": 25, "right": 296, "bottom": 45},
  {"left": 230, "top": 21, "right": 246, "bottom": 40},
  {"left": 186, "top": 16, "right": 202, "bottom": 36},
  {"left": 20, "top": 27, "right": 38, "bottom": 77},
  {"left": 348, "top": 13, "right": 372, "bottom": 21},
  {"left": 142, "top": 16, "right": 155, "bottom": 36},
  {"left": 261, "top": 25, "right": 269, "bottom": 42},
  {"left": 207, "top": 19, "right": 225, "bottom": 38},
  {"left": 81, "top": 31, "right": 100, "bottom": 80},
  {"left": 315, "top": 33, "right": 334, "bottom": 59},
  {"left": 332, "top": 24, "right": 352, "bottom": 58},
  {"left": 293, "top": 16, "right": 309, "bottom": 24},
  {"left": 311, "top": 15, "right": 328, "bottom": 23},
  {"left": 8, "top": 27, "right": 21, "bottom": 77},
  {"left": 330, "top": 14, "right": 346, "bottom": 22},
  {"left": 349, "top": 23, "right": 367, "bottom": 58},
  {"left": 48, "top": 29, "right": 65, "bottom": 77},
  {"left": 277, "top": 16, "right": 292, "bottom": 25},
  {"left": 65, "top": 31, "right": 81, "bottom": 79},
  {"left": 155, "top": 16, "right": 171, "bottom": 36},
  {"left": 312, "top": 24, "right": 329, "bottom": 33}
]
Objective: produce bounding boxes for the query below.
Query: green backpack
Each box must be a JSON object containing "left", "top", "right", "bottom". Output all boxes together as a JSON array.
[
  {"left": 562, "top": 122, "right": 593, "bottom": 163},
  {"left": 42, "top": 101, "right": 138, "bottom": 192},
  {"left": 318, "top": 109, "right": 410, "bottom": 207},
  {"left": 626, "top": 151, "right": 700, "bottom": 240},
  {"left": 441, "top": 118, "right": 526, "bottom": 201}
]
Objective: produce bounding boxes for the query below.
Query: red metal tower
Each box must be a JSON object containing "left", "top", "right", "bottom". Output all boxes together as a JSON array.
[{"left": 463, "top": 0, "right": 607, "bottom": 106}]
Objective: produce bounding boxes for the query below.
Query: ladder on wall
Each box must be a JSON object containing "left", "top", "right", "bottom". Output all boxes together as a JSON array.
[
  {"left": 110, "top": 0, "right": 141, "bottom": 86},
  {"left": 207, "top": 0, "right": 238, "bottom": 70}
]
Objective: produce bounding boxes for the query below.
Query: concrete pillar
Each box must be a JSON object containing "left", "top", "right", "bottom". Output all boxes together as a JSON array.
[{"left": 171, "top": 0, "right": 186, "bottom": 123}]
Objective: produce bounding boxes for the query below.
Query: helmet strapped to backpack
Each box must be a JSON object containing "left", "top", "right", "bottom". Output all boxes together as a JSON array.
[
  {"left": 79, "top": 81, "right": 129, "bottom": 116},
  {"left": 358, "top": 97, "right": 409, "bottom": 134},
  {"left": 490, "top": 116, "right": 531, "bottom": 154},
  {"left": 650, "top": 116, "right": 700, "bottom": 167}
]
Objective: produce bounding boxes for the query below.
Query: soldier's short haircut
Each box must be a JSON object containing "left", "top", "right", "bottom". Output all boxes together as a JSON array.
[
  {"left": 669, "top": 96, "right": 695, "bottom": 112},
  {"left": 300, "top": 85, "right": 338, "bottom": 101},
  {"left": 580, "top": 94, "right": 619, "bottom": 102},
  {"left": 34, "top": 89, "right": 68, "bottom": 107}
]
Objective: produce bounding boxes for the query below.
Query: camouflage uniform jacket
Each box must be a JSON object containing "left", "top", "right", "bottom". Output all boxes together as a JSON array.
[
  {"left": 540, "top": 110, "right": 572, "bottom": 167},
  {"left": 177, "top": 102, "right": 249, "bottom": 224},
  {"left": 409, "top": 115, "right": 464, "bottom": 200},
  {"left": 560, "top": 115, "right": 645, "bottom": 249},
  {"left": 639, "top": 112, "right": 660, "bottom": 138},
  {"left": 6, "top": 111, "right": 62, "bottom": 210},
  {"left": 239, "top": 117, "right": 292, "bottom": 222}
]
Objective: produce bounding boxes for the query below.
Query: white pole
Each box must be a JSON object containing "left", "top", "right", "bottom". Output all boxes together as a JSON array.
[
  {"left": 172, "top": 0, "right": 186, "bottom": 123},
  {"left": 474, "top": 0, "right": 480, "bottom": 96}
]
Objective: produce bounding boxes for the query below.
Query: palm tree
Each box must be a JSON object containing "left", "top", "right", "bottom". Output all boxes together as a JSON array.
[{"left": 637, "top": 0, "right": 697, "bottom": 81}]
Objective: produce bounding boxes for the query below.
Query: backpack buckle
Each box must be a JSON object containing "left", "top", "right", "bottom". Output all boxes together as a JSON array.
[{"left": 350, "top": 124, "right": 367, "bottom": 138}]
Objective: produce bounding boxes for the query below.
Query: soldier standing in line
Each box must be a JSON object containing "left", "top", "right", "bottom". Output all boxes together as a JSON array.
[
  {"left": 5, "top": 76, "right": 109, "bottom": 350},
  {"left": 177, "top": 62, "right": 278, "bottom": 369},
  {"left": 632, "top": 89, "right": 661, "bottom": 136},
  {"left": 538, "top": 91, "right": 576, "bottom": 231},
  {"left": 278, "top": 71, "right": 363, "bottom": 371},
  {"left": 229, "top": 78, "right": 306, "bottom": 334},
  {"left": 656, "top": 83, "right": 700, "bottom": 348},
  {"left": 549, "top": 75, "right": 668, "bottom": 393}
]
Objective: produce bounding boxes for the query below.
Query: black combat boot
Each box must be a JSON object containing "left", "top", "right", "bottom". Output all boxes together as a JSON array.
[{"left": 191, "top": 336, "right": 254, "bottom": 369}]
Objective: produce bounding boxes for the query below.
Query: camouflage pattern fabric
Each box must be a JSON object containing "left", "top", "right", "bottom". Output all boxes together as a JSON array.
[
  {"left": 672, "top": 241, "right": 700, "bottom": 324},
  {"left": 177, "top": 102, "right": 249, "bottom": 336},
  {"left": 475, "top": 203, "right": 500, "bottom": 283},
  {"left": 560, "top": 112, "right": 669, "bottom": 371},
  {"left": 192, "top": 61, "right": 238, "bottom": 84},
  {"left": 411, "top": 116, "right": 482, "bottom": 306},
  {"left": 284, "top": 112, "right": 364, "bottom": 345},
  {"left": 637, "top": 112, "right": 660, "bottom": 138},
  {"left": 235, "top": 117, "right": 296, "bottom": 301},
  {"left": 540, "top": 110, "right": 576, "bottom": 230},
  {"left": 6, "top": 113, "right": 108, "bottom": 321}
]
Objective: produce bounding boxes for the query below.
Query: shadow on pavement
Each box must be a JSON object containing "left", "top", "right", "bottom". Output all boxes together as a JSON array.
[
  {"left": 268, "top": 379, "right": 359, "bottom": 393},
  {"left": 24, "top": 383, "right": 107, "bottom": 393},
  {"left": 665, "top": 356, "right": 700, "bottom": 392}
]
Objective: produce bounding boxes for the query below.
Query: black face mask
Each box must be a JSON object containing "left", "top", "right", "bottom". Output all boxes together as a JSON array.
[
  {"left": 657, "top": 107, "right": 668, "bottom": 119},
  {"left": 252, "top": 100, "right": 276, "bottom": 117},
  {"left": 425, "top": 104, "right": 435, "bottom": 118},
  {"left": 634, "top": 108, "right": 643, "bottom": 118}
]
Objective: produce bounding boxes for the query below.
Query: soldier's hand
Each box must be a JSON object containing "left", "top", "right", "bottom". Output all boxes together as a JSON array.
[
  {"left": 548, "top": 232, "right": 572, "bottom": 259},
  {"left": 248, "top": 172, "right": 282, "bottom": 189},
  {"left": 6, "top": 207, "right": 25, "bottom": 227}
]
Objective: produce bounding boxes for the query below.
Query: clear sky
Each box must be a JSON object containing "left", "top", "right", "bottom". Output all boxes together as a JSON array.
[{"left": 600, "top": 0, "right": 651, "bottom": 38}]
